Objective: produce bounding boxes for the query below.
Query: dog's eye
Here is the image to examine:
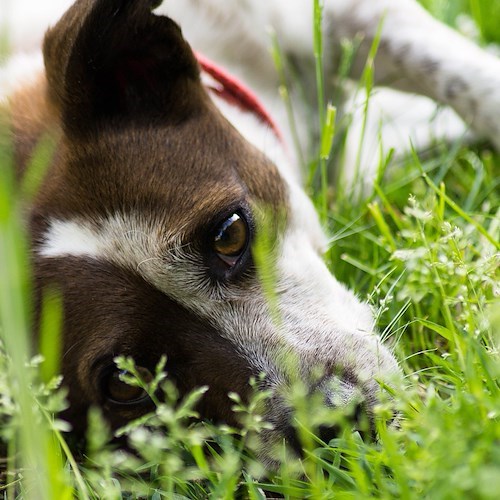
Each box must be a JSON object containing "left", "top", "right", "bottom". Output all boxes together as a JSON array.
[
  {"left": 104, "top": 367, "right": 153, "bottom": 404},
  {"left": 213, "top": 213, "right": 249, "bottom": 266}
]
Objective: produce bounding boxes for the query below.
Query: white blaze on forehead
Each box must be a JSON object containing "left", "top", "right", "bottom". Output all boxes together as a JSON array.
[
  {"left": 208, "top": 175, "right": 398, "bottom": 381},
  {"left": 38, "top": 213, "right": 181, "bottom": 275},
  {"left": 40, "top": 220, "right": 104, "bottom": 258},
  {"left": 249, "top": 174, "right": 399, "bottom": 379},
  {"left": 286, "top": 184, "right": 376, "bottom": 335}
]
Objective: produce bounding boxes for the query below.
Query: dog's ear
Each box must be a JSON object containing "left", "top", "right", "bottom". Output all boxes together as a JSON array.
[{"left": 43, "top": 0, "right": 202, "bottom": 136}]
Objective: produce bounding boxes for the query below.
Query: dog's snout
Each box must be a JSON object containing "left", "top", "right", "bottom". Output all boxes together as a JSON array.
[
  {"left": 316, "top": 376, "right": 376, "bottom": 441},
  {"left": 264, "top": 373, "right": 379, "bottom": 459}
]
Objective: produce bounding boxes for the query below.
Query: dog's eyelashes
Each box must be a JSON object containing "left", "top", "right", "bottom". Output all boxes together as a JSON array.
[
  {"left": 213, "top": 212, "right": 249, "bottom": 267},
  {"left": 103, "top": 367, "right": 153, "bottom": 405}
]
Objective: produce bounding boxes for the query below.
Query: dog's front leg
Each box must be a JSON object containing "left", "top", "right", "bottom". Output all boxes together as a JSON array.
[{"left": 322, "top": 0, "right": 500, "bottom": 149}]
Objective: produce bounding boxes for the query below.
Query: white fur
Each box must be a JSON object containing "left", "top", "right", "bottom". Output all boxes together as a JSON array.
[
  {"left": 40, "top": 220, "right": 103, "bottom": 259},
  {"left": 0, "top": 51, "right": 43, "bottom": 100},
  {"left": 163, "top": 0, "right": 500, "bottom": 155}
]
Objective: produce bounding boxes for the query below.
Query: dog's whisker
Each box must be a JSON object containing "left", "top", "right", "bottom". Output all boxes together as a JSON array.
[
  {"left": 122, "top": 229, "right": 155, "bottom": 241},
  {"left": 62, "top": 338, "right": 87, "bottom": 360},
  {"left": 136, "top": 256, "right": 163, "bottom": 272}
]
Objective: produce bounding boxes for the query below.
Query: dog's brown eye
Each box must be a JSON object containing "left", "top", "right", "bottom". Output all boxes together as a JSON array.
[
  {"left": 213, "top": 213, "right": 249, "bottom": 265},
  {"left": 105, "top": 367, "right": 153, "bottom": 404}
]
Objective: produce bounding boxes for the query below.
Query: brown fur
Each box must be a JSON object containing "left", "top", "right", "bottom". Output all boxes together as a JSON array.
[{"left": 9, "top": 76, "right": 60, "bottom": 177}]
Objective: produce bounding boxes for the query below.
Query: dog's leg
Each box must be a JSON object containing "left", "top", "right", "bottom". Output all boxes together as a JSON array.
[{"left": 325, "top": 0, "right": 500, "bottom": 150}]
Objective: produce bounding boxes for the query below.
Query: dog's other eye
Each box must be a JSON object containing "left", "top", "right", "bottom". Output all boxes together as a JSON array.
[
  {"left": 104, "top": 367, "right": 153, "bottom": 404},
  {"left": 213, "top": 213, "right": 249, "bottom": 266}
]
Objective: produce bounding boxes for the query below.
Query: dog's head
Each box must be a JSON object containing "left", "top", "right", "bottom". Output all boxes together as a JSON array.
[{"left": 21, "top": 0, "right": 400, "bottom": 459}]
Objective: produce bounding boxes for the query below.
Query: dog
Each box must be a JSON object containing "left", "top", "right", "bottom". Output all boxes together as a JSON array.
[{"left": 2, "top": 0, "right": 499, "bottom": 461}]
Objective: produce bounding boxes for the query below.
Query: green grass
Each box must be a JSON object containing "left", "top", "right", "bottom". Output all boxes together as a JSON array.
[{"left": 1, "top": 1, "right": 500, "bottom": 498}]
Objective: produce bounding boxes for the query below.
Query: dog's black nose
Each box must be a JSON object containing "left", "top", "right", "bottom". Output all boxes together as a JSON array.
[
  {"left": 317, "top": 402, "right": 376, "bottom": 445},
  {"left": 282, "top": 401, "right": 374, "bottom": 457}
]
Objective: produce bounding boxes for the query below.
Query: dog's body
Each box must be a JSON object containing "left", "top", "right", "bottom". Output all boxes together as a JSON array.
[{"left": 2, "top": 0, "right": 499, "bottom": 459}]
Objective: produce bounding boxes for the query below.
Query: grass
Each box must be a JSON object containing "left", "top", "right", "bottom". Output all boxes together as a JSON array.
[{"left": 1, "top": 0, "right": 500, "bottom": 498}]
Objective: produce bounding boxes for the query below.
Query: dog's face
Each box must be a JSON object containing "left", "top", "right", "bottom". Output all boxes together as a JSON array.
[{"left": 17, "top": 0, "right": 399, "bottom": 457}]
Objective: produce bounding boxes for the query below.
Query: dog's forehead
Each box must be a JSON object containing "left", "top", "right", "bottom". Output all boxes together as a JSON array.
[{"left": 41, "top": 107, "right": 287, "bottom": 231}]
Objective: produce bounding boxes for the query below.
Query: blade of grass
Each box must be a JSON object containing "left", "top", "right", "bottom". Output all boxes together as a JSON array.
[{"left": 421, "top": 172, "right": 499, "bottom": 250}]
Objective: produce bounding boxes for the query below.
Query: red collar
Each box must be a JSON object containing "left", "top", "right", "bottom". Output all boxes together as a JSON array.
[{"left": 196, "top": 53, "right": 284, "bottom": 144}]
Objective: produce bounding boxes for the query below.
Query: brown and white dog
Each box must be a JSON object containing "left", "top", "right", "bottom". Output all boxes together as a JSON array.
[{"left": 2, "top": 0, "right": 499, "bottom": 458}]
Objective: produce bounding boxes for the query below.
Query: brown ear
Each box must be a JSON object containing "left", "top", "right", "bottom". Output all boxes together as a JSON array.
[{"left": 43, "top": 0, "right": 202, "bottom": 136}]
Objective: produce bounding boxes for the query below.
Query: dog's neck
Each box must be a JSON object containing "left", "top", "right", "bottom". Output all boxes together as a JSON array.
[{"left": 196, "top": 53, "right": 284, "bottom": 144}]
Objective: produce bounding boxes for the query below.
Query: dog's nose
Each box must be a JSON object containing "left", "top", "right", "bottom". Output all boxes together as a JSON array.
[
  {"left": 276, "top": 375, "right": 377, "bottom": 456},
  {"left": 317, "top": 401, "right": 376, "bottom": 444},
  {"left": 281, "top": 400, "right": 372, "bottom": 457},
  {"left": 318, "top": 375, "right": 363, "bottom": 408}
]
